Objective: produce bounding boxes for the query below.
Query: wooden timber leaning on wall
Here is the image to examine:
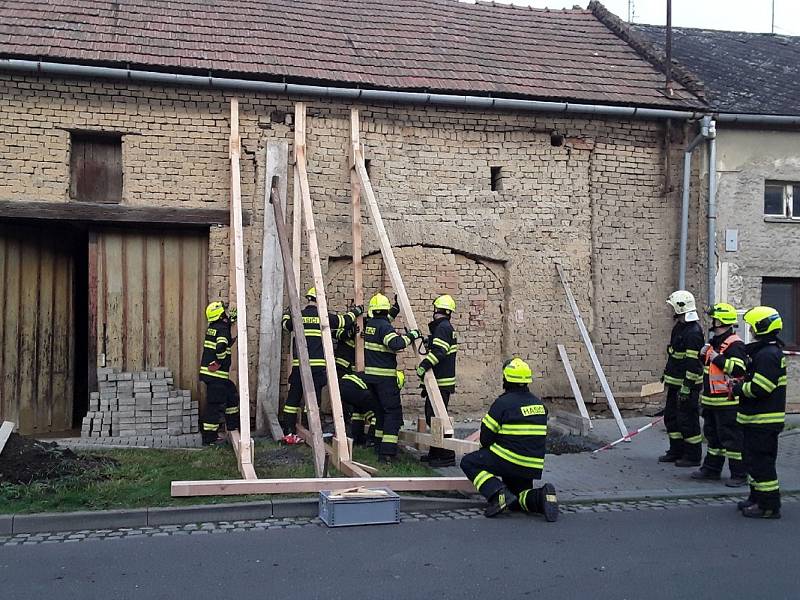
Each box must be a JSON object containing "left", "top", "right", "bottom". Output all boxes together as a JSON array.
[{"left": 227, "top": 98, "right": 257, "bottom": 480}]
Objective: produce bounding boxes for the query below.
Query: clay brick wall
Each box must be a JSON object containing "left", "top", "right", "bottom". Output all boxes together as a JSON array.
[{"left": 0, "top": 73, "right": 701, "bottom": 420}]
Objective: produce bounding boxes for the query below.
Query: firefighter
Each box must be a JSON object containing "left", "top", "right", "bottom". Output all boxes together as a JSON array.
[
  {"left": 659, "top": 290, "right": 705, "bottom": 467},
  {"left": 340, "top": 370, "right": 405, "bottom": 446},
  {"left": 279, "top": 287, "right": 362, "bottom": 444},
  {"left": 732, "top": 306, "right": 787, "bottom": 519},
  {"left": 335, "top": 297, "right": 400, "bottom": 378},
  {"left": 460, "top": 358, "right": 558, "bottom": 521},
  {"left": 363, "top": 292, "right": 421, "bottom": 462},
  {"left": 199, "top": 301, "right": 240, "bottom": 446},
  {"left": 691, "top": 303, "right": 749, "bottom": 485},
  {"left": 417, "top": 294, "right": 458, "bottom": 467}
]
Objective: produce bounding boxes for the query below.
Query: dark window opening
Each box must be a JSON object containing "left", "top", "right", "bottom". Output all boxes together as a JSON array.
[
  {"left": 764, "top": 181, "right": 799, "bottom": 219},
  {"left": 490, "top": 166, "right": 503, "bottom": 192},
  {"left": 550, "top": 131, "right": 565, "bottom": 147},
  {"left": 364, "top": 159, "right": 372, "bottom": 179},
  {"left": 70, "top": 132, "right": 123, "bottom": 203},
  {"left": 762, "top": 277, "right": 799, "bottom": 348}
]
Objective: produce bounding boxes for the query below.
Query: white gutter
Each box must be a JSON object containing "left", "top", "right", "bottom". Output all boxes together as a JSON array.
[{"left": 0, "top": 58, "right": 705, "bottom": 120}]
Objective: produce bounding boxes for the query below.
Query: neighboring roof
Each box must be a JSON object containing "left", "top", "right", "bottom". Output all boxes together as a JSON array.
[
  {"left": 0, "top": 0, "right": 704, "bottom": 109},
  {"left": 634, "top": 24, "right": 800, "bottom": 116}
]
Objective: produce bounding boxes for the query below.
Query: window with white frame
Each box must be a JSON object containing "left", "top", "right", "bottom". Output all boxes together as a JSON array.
[{"left": 764, "top": 181, "right": 800, "bottom": 219}]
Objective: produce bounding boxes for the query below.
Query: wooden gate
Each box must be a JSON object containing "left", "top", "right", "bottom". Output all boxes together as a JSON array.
[
  {"left": 0, "top": 224, "right": 75, "bottom": 433},
  {"left": 94, "top": 229, "right": 208, "bottom": 404}
]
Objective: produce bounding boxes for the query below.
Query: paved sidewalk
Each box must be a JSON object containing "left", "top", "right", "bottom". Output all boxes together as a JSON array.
[{"left": 439, "top": 416, "right": 800, "bottom": 502}]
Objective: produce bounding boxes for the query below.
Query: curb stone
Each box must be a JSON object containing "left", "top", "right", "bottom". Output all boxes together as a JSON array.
[{"left": 4, "top": 487, "right": 798, "bottom": 535}]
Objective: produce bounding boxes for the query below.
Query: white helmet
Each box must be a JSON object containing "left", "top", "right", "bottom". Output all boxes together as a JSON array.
[{"left": 666, "top": 290, "right": 699, "bottom": 322}]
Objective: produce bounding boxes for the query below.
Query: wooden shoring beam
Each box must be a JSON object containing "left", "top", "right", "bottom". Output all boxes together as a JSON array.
[
  {"left": 228, "top": 98, "right": 256, "bottom": 479},
  {"left": 0, "top": 421, "right": 14, "bottom": 456},
  {"left": 171, "top": 476, "right": 475, "bottom": 497},
  {"left": 555, "top": 263, "right": 627, "bottom": 437},
  {"left": 256, "top": 140, "right": 289, "bottom": 440},
  {"left": 398, "top": 430, "right": 479, "bottom": 455},
  {"left": 349, "top": 112, "right": 366, "bottom": 371},
  {"left": 556, "top": 343, "right": 593, "bottom": 429},
  {"left": 294, "top": 102, "right": 352, "bottom": 466},
  {"left": 269, "top": 177, "right": 327, "bottom": 477},
  {"left": 349, "top": 108, "right": 453, "bottom": 440}
]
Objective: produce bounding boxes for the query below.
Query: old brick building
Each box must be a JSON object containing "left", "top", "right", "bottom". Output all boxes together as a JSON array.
[{"left": 0, "top": 0, "right": 709, "bottom": 434}]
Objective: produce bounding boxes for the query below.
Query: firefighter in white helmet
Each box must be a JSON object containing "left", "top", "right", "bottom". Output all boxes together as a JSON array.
[{"left": 660, "top": 290, "right": 705, "bottom": 466}]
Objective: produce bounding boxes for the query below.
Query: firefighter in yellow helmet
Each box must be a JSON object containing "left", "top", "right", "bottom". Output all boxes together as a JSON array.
[
  {"left": 732, "top": 306, "right": 787, "bottom": 519},
  {"left": 460, "top": 358, "right": 558, "bottom": 521},
  {"left": 660, "top": 290, "right": 705, "bottom": 466},
  {"left": 691, "top": 303, "right": 748, "bottom": 485},
  {"left": 363, "top": 292, "right": 420, "bottom": 462},
  {"left": 417, "top": 294, "right": 458, "bottom": 467},
  {"left": 280, "top": 287, "right": 363, "bottom": 444},
  {"left": 199, "top": 301, "right": 239, "bottom": 446}
]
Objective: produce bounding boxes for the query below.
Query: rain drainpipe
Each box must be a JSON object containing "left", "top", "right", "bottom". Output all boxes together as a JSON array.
[
  {"left": 706, "top": 118, "right": 717, "bottom": 307},
  {"left": 678, "top": 116, "right": 710, "bottom": 290}
]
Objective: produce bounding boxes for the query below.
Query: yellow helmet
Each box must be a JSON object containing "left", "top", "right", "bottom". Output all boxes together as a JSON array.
[
  {"left": 396, "top": 370, "right": 406, "bottom": 390},
  {"left": 368, "top": 293, "right": 391, "bottom": 314},
  {"left": 205, "top": 301, "right": 226, "bottom": 322},
  {"left": 306, "top": 287, "right": 317, "bottom": 300},
  {"left": 502, "top": 357, "right": 533, "bottom": 384},
  {"left": 743, "top": 306, "right": 782, "bottom": 337},
  {"left": 707, "top": 302, "right": 738, "bottom": 326},
  {"left": 433, "top": 294, "right": 456, "bottom": 313}
]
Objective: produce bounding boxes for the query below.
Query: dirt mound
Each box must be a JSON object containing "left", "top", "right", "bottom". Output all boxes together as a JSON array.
[
  {"left": 546, "top": 431, "right": 602, "bottom": 455},
  {"left": 0, "top": 434, "right": 115, "bottom": 485}
]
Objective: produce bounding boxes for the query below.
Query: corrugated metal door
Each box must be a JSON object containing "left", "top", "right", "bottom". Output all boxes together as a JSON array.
[
  {"left": 94, "top": 230, "right": 208, "bottom": 404},
  {"left": 0, "top": 224, "right": 75, "bottom": 433}
]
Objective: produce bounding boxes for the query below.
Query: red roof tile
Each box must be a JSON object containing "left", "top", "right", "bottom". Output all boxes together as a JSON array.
[{"left": 0, "top": 0, "right": 704, "bottom": 108}]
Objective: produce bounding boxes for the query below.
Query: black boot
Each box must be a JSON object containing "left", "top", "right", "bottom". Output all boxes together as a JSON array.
[
  {"left": 675, "top": 444, "right": 702, "bottom": 467},
  {"left": 726, "top": 475, "right": 748, "bottom": 488},
  {"left": 742, "top": 504, "right": 781, "bottom": 519},
  {"left": 658, "top": 438, "right": 683, "bottom": 463},
  {"left": 428, "top": 448, "right": 456, "bottom": 468},
  {"left": 737, "top": 497, "right": 756, "bottom": 511},
  {"left": 541, "top": 483, "right": 559, "bottom": 523},
  {"left": 484, "top": 488, "right": 517, "bottom": 518},
  {"left": 691, "top": 467, "right": 721, "bottom": 480}
]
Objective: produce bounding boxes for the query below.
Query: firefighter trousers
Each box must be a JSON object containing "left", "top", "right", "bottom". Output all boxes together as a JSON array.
[
  {"left": 281, "top": 367, "right": 327, "bottom": 435},
  {"left": 366, "top": 378, "right": 403, "bottom": 457},
  {"left": 201, "top": 379, "right": 240, "bottom": 444},
  {"left": 461, "top": 448, "right": 546, "bottom": 514},
  {"left": 664, "top": 385, "right": 702, "bottom": 460},
  {"left": 701, "top": 408, "right": 744, "bottom": 477},
  {"left": 743, "top": 426, "right": 781, "bottom": 511},
  {"left": 343, "top": 388, "right": 377, "bottom": 446},
  {"left": 423, "top": 388, "right": 454, "bottom": 460}
]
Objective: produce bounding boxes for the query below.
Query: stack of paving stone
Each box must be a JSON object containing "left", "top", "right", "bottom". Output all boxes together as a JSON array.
[{"left": 81, "top": 367, "right": 201, "bottom": 448}]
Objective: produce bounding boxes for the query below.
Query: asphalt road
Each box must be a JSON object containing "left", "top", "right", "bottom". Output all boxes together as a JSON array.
[{"left": 0, "top": 503, "right": 795, "bottom": 600}]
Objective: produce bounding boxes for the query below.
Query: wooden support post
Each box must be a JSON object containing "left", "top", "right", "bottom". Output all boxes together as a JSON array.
[
  {"left": 556, "top": 344, "right": 593, "bottom": 429},
  {"left": 289, "top": 104, "right": 305, "bottom": 431},
  {"left": 256, "top": 140, "right": 289, "bottom": 440},
  {"left": 398, "top": 430, "right": 479, "bottom": 455},
  {"left": 269, "top": 177, "right": 327, "bottom": 477},
  {"left": 295, "top": 103, "right": 351, "bottom": 466},
  {"left": 228, "top": 98, "right": 257, "bottom": 479},
  {"left": 0, "top": 421, "right": 14, "bottom": 456},
  {"left": 349, "top": 109, "right": 453, "bottom": 440},
  {"left": 556, "top": 263, "right": 627, "bottom": 437},
  {"left": 349, "top": 112, "right": 365, "bottom": 371},
  {"left": 171, "top": 476, "right": 476, "bottom": 497}
]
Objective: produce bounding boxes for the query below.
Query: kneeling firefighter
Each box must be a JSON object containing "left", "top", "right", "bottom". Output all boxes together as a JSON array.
[
  {"left": 341, "top": 370, "right": 405, "bottom": 446},
  {"left": 460, "top": 358, "right": 558, "bottom": 520}
]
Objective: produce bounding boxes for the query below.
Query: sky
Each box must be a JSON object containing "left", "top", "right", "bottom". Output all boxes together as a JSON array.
[{"left": 470, "top": 0, "right": 800, "bottom": 36}]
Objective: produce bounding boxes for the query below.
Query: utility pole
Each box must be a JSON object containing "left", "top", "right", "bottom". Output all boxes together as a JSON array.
[
  {"left": 628, "top": 0, "right": 634, "bottom": 22},
  {"left": 772, "top": 0, "right": 776, "bottom": 34},
  {"left": 665, "top": 0, "right": 673, "bottom": 96}
]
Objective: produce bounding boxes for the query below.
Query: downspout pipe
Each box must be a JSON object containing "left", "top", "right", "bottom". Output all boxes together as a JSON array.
[
  {"left": 677, "top": 127, "right": 706, "bottom": 289},
  {"left": 0, "top": 58, "right": 705, "bottom": 121},
  {"left": 706, "top": 119, "right": 718, "bottom": 307}
]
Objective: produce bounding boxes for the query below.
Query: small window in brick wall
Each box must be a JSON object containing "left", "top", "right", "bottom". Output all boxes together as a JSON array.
[
  {"left": 70, "top": 132, "right": 123, "bottom": 203},
  {"left": 764, "top": 181, "right": 800, "bottom": 219},
  {"left": 364, "top": 159, "right": 373, "bottom": 179},
  {"left": 490, "top": 166, "right": 504, "bottom": 192}
]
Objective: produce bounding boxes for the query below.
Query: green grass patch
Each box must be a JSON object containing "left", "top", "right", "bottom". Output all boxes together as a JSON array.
[{"left": 0, "top": 441, "right": 440, "bottom": 514}]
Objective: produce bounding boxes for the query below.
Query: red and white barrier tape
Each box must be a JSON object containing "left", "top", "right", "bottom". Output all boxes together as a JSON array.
[{"left": 591, "top": 416, "right": 665, "bottom": 456}]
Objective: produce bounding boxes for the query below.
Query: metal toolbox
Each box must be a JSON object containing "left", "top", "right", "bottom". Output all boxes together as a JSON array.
[{"left": 318, "top": 487, "right": 400, "bottom": 527}]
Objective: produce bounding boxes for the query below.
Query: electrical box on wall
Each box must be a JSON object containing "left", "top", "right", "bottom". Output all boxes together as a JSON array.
[{"left": 725, "top": 229, "right": 738, "bottom": 252}]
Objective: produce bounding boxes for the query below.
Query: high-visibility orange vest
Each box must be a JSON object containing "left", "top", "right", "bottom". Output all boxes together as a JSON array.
[{"left": 705, "top": 333, "right": 743, "bottom": 396}]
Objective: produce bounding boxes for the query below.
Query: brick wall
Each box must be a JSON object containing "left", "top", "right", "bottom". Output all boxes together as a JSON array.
[{"left": 0, "top": 73, "right": 701, "bottom": 420}]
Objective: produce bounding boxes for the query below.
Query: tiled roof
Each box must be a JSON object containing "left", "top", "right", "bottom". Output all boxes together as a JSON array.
[
  {"left": 0, "top": 0, "right": 703, "bottom": 109},
  {"left": 635, "top": 25, "right": 800, "bottom": 116}
]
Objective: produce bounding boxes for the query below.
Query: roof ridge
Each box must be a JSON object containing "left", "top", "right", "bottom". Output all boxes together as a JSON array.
[{"left": 589, "top": 0, "right": 707, "bottom": 103}]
